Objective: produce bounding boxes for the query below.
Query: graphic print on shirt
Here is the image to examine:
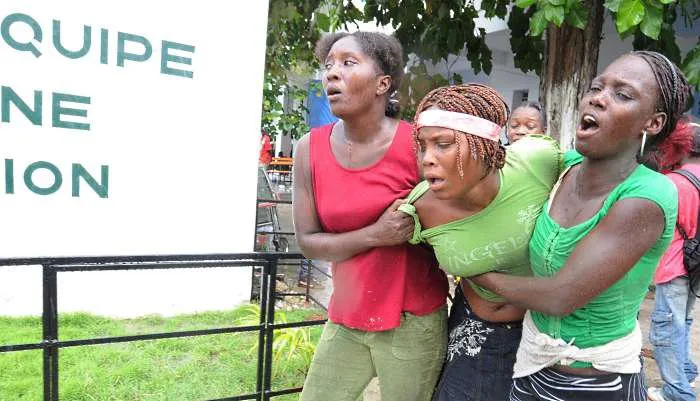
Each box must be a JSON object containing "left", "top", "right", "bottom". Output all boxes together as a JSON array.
[
  {"left": 447, "top": 310, "right": 495, "bottom": 360},
  {"left": 517, "top": 204, "right": 541, "bottom": 230},
  {"left": 435, "top": 203, "right": 541, "bottom": 274}
]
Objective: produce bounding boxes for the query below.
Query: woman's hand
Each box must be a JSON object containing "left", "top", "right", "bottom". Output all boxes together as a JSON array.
[
  {"left": 469, "top": 272, "right": 495, "bottom": 287},
  {"left": 469, "top": 198, "right": 665, "bottom": 316},
  {"left": 294, "top": 135, "right": 414, "bottom": 262},
  {"left": 370, "top": 199, "right": 414, "bottom": 246}
]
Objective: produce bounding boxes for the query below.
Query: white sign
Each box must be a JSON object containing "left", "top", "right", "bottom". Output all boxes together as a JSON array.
[{"left": 0, "top": 1, "right": 269, "bottom": 257}]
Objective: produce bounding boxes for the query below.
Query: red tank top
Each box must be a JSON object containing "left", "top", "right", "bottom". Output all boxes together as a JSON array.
[{"left": 310, "top": 120, "right": 448, "bottom": 331}]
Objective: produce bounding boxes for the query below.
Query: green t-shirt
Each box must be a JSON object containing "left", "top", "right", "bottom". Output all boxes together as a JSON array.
[
  {"left": 530, "top": 151, "right": 678, "bottom": 351},
  {"left": 399, "top": 135, "right": 563, "bottom": 302}
]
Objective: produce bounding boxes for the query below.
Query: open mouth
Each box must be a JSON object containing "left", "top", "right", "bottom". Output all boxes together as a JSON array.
[
  {"left": 326, "top": 88, "right": 342, "bottom": 99},
  {"left": 579, "top": 114, "right": 599, "bottom": 132},
  {"left": 426, "top": 177, "right": 445, "bottom": 188}
]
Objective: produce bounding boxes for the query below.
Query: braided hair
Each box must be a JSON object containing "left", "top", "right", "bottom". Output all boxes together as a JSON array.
[
  {"left": 631, "top": 51, "right": 691, "bottom": 152},
  {"left": 414, "top": 84, "right": 508, "bottom": 178}
]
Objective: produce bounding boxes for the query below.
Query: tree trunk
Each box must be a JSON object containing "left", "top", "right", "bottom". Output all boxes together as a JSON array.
[{"left": 539, "top": 1, "right": 605, "bottom": 150}]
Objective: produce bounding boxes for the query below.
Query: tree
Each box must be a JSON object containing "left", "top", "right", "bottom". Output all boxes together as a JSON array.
[
  {"left": 261, "top": 0, "right": 320, "bottom": 141},
  {"left": 535, "top": 0, "right": 605, "bottom": 148},
  {"left": 359, "top": 0, "right": 699, "bottom": 148},
  {"left": 262, "top": 1, "right": 699, "bottom": 147},
  {"left": 527, "top": 0, "right": 698, "bottom": 147}
]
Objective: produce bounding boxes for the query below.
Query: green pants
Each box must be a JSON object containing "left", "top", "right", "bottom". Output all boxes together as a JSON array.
[{"left": 300, "top": 307, "right": 447, "bottom": 401}]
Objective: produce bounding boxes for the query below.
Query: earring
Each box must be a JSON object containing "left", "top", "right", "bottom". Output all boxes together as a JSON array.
[
  {"left": 388, "top": 91, "right": 399, "bottom": 105},
  {"left": 640, "top": 130, "right": 647, "bottom": 156}
]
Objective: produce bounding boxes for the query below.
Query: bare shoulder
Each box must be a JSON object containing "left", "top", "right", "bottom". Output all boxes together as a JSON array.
[
  {"left": 294, "top": 133, "right": 312, "bottom": 170},
  {"left": 413, "top": 191, "right": 445, "bottom": 229},
  {"left": 292, "top": 133, "right": 313, "bottom": 190},
  {"left": 296, "top": 133, "right": 311, "bottom": 155}
]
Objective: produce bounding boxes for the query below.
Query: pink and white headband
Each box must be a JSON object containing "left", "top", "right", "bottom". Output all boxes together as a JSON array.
[{"left": 415, "top": 109, "right": 502, "bottom": 142}]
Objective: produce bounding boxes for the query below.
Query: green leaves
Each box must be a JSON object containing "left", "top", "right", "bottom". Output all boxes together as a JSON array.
[
  {"left": 480, "top": 0, "right": 510, "bottom": 18},
  {"left": 632, "top": 16, "right": 682, "bottom": 63},
  {"left": 524, "top": 0, "right": 590, "bottom": 36},
  {"left": 629, "top": 0, "right": 696, "bottom": 89},
  {"left": 509, "top": 4, "right": 544, "bottom": 74},
  {"left": 530, "top": 10, "right": 548, "bottom": 36},
  {"left": 366, "top": 0, "right": 493, "bottom": 77},
  {"left": 544, "top": 4, "right": 566, "bottom": 26},
  {"left": 681, "top": 45, "right": 700, "bottom": 90},
  {"left": 260, "top": 0, "right": 693, "bottom": 142},
  {"left": 236, "top": 306, "right": 317, "bottom": 375},
  {"left": 565, "top": 1, "right": 589, "bottom": 29},
  {"left": 515, "top": 0, "right": 538, "bottom": 7},
  {"left": 438, "top": 3, "right": 449, "bottom": 19},
  {"left": 315, "top": 13, "right": 330, "bottom": 31},
  {"left": 639, "top": 3, "right": 663, "bottom": 39},
  {"left": 611, "top": 0, "right": 668, "bottom": 39},
  {"left": 604, "top": 0, "right": 622, "bottom": 12},
  {"left": 616, "top": 0, "right": 646, "bottom": 33},
  {"left": 262, "top": 0, "right": 326, "bottom": 139}
]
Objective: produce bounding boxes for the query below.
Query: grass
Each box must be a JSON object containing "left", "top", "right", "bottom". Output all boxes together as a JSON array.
[{"left": 0, "top": 305, "right": 325, "bottom": 401}]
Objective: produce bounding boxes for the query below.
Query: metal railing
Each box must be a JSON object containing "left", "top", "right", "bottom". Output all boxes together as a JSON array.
[
  {"left": 0, "top": 253, "right": 326, "bottom": 401},
  {"left": 254, "top": 197, "right": 330, "bottom": 307}
]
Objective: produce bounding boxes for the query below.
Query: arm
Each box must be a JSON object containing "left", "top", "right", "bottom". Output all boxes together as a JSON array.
[
  {"left": 470, "top": 198, "right": 665, "bottom": 316},
  {"left": 292, "top": 134, "right": 414, "bottom": 262}
]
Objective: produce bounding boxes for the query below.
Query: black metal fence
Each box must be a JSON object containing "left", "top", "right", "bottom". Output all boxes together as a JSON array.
[
  {"left": 0, "top": 252, "right": 326, "bottom": 401},
  {"left": 254, "top": 196, "right": 331, "bottom": 303}
]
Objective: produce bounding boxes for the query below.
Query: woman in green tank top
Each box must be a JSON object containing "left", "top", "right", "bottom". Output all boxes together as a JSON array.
[
  {"left": 471, "top": 51, "right": 690, "bottom": 401},
  {"left": 399, "top": 84, "right": 562, "bottom": 401}
]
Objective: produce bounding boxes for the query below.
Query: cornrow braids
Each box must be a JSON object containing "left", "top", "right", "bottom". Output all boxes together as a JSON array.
[
  {"left": 414, "top": 84, "right": 508, "bottom": 177},
  {"left": 631, "top": 51, "right": 691, "bottom": 149}
]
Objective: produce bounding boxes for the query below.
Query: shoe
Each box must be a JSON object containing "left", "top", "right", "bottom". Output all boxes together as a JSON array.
[{"left": 647, "top": 387, "right": 668, "bottom": 401}]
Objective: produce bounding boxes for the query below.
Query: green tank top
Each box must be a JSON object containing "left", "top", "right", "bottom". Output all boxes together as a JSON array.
[
  {"left": 399, "top": 136, "right": 563, "bottom": 302},
  {"left": 529, "top": 151, "right": 678, "bottom": 351}
]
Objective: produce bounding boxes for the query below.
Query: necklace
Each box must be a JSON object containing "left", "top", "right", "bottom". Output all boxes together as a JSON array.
[
  {"left": 337, "top": 121, "right": 390, "bottom": 168},
  {"left": 344, "top": 135, "right": 353, "bottom": 168}
]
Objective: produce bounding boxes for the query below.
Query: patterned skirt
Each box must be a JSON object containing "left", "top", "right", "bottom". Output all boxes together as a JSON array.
[{"left": 432, "top": 285, "right": 523, "bottom": 401}]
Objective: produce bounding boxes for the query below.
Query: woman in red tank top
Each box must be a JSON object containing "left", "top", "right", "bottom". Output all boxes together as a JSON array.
[{"left": 293, "top": 32, "right": 448, "bottom": 401}]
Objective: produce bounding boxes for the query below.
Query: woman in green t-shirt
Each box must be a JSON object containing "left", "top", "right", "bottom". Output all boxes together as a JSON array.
[
  {"left": 472, "top": 51, "right": 690, "bottom": 400},
  {"left": 399, "top": 84, "right": 563, "bottom": 401}
]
